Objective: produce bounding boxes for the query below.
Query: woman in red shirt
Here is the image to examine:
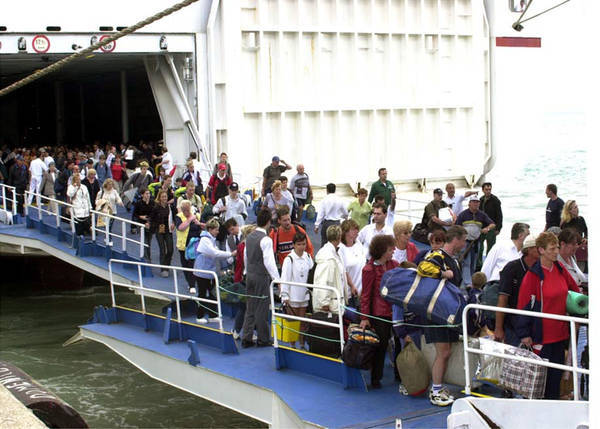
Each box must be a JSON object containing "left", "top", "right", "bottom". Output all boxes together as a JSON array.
[
  {"left": 110, "top": 154, "right": 127, "bottom": 193},
  {"left": 360, "top": 234, "right": 399, "bottom": 389},
  {"left": 516, "top": 232, "right": 580, "bottom": 399}
]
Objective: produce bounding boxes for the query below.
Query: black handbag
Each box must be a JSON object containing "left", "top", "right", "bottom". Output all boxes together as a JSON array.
[{"left": 342, "top": 327, "right": 379, "bottom": 370}]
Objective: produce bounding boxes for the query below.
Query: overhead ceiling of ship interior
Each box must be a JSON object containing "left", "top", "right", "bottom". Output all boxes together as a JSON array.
[{"left": 0, "top": 53, "right": 147, "bottom": 87}]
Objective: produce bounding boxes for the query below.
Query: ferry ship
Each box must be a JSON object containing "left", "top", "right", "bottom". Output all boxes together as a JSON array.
[{"left": 0, "top": 0, "right": 589, "bottom": 427}]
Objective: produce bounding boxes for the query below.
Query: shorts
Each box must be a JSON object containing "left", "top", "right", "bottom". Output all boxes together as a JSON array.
[
  {"left": 424, "top": 326, "right": 459, "bottom": 344},
  {"left": 296, "top": 198, "right": 307, "bottom": 206}
]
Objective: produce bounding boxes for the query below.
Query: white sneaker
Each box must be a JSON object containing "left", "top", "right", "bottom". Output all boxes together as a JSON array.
[
  {"left": 160, "top": 271, "right": 169, "bottom": 278},
  {"left": 189, "top": 287, "right": 197, "bottom": 295},
  {"left": 196, "top": 317, "right": 208, "bottom": 324},
  {"left": 208, "top": 317, "right": 221, "bottom": 323},
  {"left": 231, "top": 329, "right": 240, "bottom": 340},
  {"left": 398, "top": 384, "right": 409, "bottom": 396},
  {"left": 107, "top": 240, "right": 113, "bottom": 246},
  {"left": 429, "top": 388, "right": 454, "bottom": 407}
]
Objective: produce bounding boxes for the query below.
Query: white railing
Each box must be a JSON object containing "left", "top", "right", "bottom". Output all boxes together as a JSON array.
[
  {"left": 108, "top": 259, "right": 224, "bottom": 332},
  {"left": 462, "top": 303, "right": 589, "bottom": 401},
  {"left": 0, "top": 183, "right": 18, "bottom": 216},
  {"left": 269, "top": 279, "right": 345, "bottom": 356},
  {"left": 24, "top": 190, "right": 76, "bottom": 234},
  {"left": 394, "top": 197, "right": 427, "bottom": 221},
  {"left": 90, "top": 209, "right": 146, "bottom": 258}
]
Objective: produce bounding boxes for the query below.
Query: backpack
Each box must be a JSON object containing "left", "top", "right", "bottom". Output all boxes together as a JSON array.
[
  {"left": 201, "top": 202, "right": 214, "bottom": 223},
  {"left": 185, "top": 237, "right": 201, "bottom": 260},
  {"left": 480, "top": 280, "right": 500, "bottom": 327}
]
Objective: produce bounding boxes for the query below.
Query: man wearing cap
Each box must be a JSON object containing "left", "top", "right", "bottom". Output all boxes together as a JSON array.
[
  {"left": 443, "top": 183, "right": 477, "bottom": 216},
  {"left": 422, "top": 188, "right": 453, "bottom": 233},
  {"left": 494, "top": 235, "right": 539, "bottom": 345},
  {"left": 262, "top": 156, "right": 291, "bottom": 197},
  {"left": 477, "top": 182, "right": 503, "bottom": 270},
  {"left": 456, "top": 195, "right": 496, "bottom": 286},
  {"left": 207, "top": 163, "right": 233, "bottom": 205},
  {"left": 368, "top": 168, "right": 396, "bottom": 207},
  {"left": 212, "top": 182, "right": 248, "bottom": 225}
]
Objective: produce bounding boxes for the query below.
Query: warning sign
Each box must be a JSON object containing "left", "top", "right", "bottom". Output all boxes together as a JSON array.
[
  {"left": 99, "top": 35, "right": 116, "bottom": 53},
  {"left": 32, "top": 35, "right": 50, "bottom": 53}
]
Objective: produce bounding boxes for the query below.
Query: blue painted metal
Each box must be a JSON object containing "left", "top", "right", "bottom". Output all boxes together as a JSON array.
[
  {"left": 163, "top": 307, "right": 173, "bottom": 344},
  {"left": 187, "top": 340, "right": 201, "bottom": 366}
]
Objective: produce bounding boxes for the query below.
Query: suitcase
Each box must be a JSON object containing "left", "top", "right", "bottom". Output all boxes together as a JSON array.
[
  {"left": 306, "top": 312, "right": 341, "bottom": 358},
  {"left": 380, "top": 268, "right": 466, "bottom": 326}
]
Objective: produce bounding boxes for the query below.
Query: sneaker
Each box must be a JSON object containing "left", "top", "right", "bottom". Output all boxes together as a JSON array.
[
  {"left": 107, "top": 240, "right": 113, "bottom": 246},
  {"left": 429, "top": 388, "right": 454, "bottom": 407},
  {"left": 189, "top": 287, "right": 197, "bottom": 295},
  {"left": 231, "top": 329, "right": 240, "bottom": 340},
  {"left": 160, "top": 271, "right": 169, "bottom": 278},
  {"left": 208, "top": 317, "right": 221, "bottom": 323},
  {"left": 252, "top": 333, "right": 258, "bottom": 341},
  {"left": 398, "top": 384, "right": 409, "bottom": 396},
  {"left": 196, "top": 317, "right": 208, "bottom": 324}
]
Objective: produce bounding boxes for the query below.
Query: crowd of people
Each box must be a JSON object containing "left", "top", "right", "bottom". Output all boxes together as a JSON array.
[{"left": 0, "top": 142, "right": 589, "bottom": 406}]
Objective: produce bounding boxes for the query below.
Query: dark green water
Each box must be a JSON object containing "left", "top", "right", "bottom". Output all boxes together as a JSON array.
[{"left": 0, "top": 286, "right": 264, "bottom": 428}]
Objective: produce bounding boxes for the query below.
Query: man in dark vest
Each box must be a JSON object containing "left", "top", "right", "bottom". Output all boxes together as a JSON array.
[{"left": 241, "top": 209, "right": 280, "bottom": 347}]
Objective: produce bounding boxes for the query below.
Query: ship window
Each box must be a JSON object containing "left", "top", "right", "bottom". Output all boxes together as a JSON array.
[
  {"left": 0, "top": 26, "right": 7, "bottom": 31},
  {"left": 99, "top": 26, "right": 114, "bottom": 31},
  {"left": 46, "top": 26, "right": 61, "bottom": 31},
  {"left": 116, "top": 26, "right": 127, "bottom": 31},
  {"left": 509, "top": 0, "right": 528, "bottom": 13}
]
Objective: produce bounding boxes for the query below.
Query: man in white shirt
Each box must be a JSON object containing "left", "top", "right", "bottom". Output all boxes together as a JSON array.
[
  {"left": 481, "top": 222, "right": 530, "bottom": 282},
  {"left": 42, "top": 149, "right": 55, "bottom": 168},
  {"left": 155, "top": 146, "right": 175, "bottom": 177},
  {"left": 242, "top": 209, "right": 280, "bottom": 347},
  {"left": 443, "top": 183, "right": 478, "bottom": 216},
  {"left": 106, "top": 146, "right": 116, "bottom": 167},
  {"left": 28, "top": 150, "right": 48, "bottom": 204},
  {"left": 358, "top": 202, "right": 394, "bottom": 259},
  {"left": 212, "top": 182, "right": 248, "bottom": 226},
  {"left": 314, "top": 183, "right": 348, "bottom": 247}
]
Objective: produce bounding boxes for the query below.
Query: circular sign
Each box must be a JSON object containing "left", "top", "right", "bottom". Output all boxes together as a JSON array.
[
  {"left": 99, "top": 35, "right": 116, "bottom": 53},
  {"left": 32, "top": 35, "right": 50, "bottom": 53}
]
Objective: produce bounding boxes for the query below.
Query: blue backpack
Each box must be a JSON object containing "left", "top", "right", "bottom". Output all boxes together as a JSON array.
[{"left": 185, "top": 237, "right": 200, "bottom": 260}]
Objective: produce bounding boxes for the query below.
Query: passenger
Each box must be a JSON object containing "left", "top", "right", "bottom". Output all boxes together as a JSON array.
[
  {"left": 279, "top": 176, "right": 297, "bottom": 220},
  {"left": 456, "top": 195, "right": 495, "bottom": 286},
  {"left": 106, "top": 145, "right": 117, "bottom": 167},
  {"left": 212, "top": 182, "right": 248, "bottom": 226},
  {"left": 96, "top": 178, "right": 124, "bottom": 234},
  {"left": 560, "top": 200, "right": 587, "bottom": 240},
  {"left": 347, "top": 188, "right": 372, "bottom": 230},
  {"left": 494, "top": 235, "right": 538, "bottom": 345},
  {"left": 150, "top": 190, "right": 174, "bottom": 277},
  {"left": 40, "top": 162, "right": 58, "bottom": 214},
  {"left": 269, "top": 206, "right": 314, "bottom": 268},
  {"left": 109, "top": 154, "right": 126, "bottom": 193},
  {"left": 263, "top": 180, "right": 294, "bottom": 225},
  {"left": 289, "top": 164, "right": 312, "bottom": 221},
  {"left": 314, "top": 183, "right": 348, "bottom": 247},
  {"left": 424, "top": 225, "right": 467, "bottom": 407},
  {"left": 94, "top": 154, "right": 112, "bottom": 186},
  {"left": 481, "top": 222, "right": 530, "bottom": 282},
  {"left": 7, "top": 155, "right": 28, "bottom": 215},
  {"left": 224, "top": 217, "right": 242, "bottom": 268},
  {"left": 516, "top": 232, "right": 580, "bottom": 399},
  {"left": 27, "top": 150, "right": 47, "bottom": 204},
  {"left": 392, "top": 220, "right": 418, "bottom": 264},
  {"left": 67, "top": 173, "right": 92, "bottom": 237},
  {"left": 206, "top": 163, "right": 233, "bottom": 205},
  {"left": 470, "top": 272, "right": 487, "bottom": 290},
  {"left": 177, "top": 181, "right": 203, "bottom": 214},
  {"left": 477, "top": 182, "right": 503, "bottom": 271},
  {"left": 121, "top": 161, "right": 153, "bottom": 211},
  {"left": 175, "top": 200, "right": 204, "bottom": 295},
  {"left": 154, "top": 146, "right": 175, "bottom": 177},
  {"left": 312, "top": 225, "right": 347, "bottom": 315},
  {"left": 357, "top": 202, "right": 393, "bottom": 259},
  {"left": 422, "top": 188, "right": 453, "bottom": 233},
  {"left": 262, "top": 155, "right": 291, "bottom": 197},
  {"left": 414, "top": 229, "right": 446, "bottom": 265},
  {"left": 212, "top": 152, "right": 233, "bottom": 178},
  {"left": 545, "top": 183, "right": 564, "bottom": 231},
  {"left": 359, "top": 234, "right": 399, "bottom": 389},
  {"left": 280, "top": 232, "right": 314, "bottom": 349},
  {"left": 338, "top": 219, "right": 366, "bottom": 299},
  {"left": 155, "top": 175, "right": 175, "bottom": 206},
  {"left": 557, "top": 229, "right": 586, "bottom": 286},
  {"left": 182, "top": 160, "right": 204, "bottom": 195},
  {"left": 241, "top": 209, "right": 280, "bottom": 347},
  {"left": 443, "top": 183, "right": 477, "bottom": 215},
  {"left": 82, "top": 168, "right": 101, "bottom": 209},
  {"left": 132, "top": 187, "right": 155, "bottom": 261},
  {"left": 80, "top": 158, "right": 94, "bottom": 181},
  {"left": 231, "top": 224, "right": 257, "bottom": 340},
  {"left": 368, "top": 167, "right": 396, "bottom": 207},
  {"left": 372, "top": 194, "right": 395, "bottom": 228}
]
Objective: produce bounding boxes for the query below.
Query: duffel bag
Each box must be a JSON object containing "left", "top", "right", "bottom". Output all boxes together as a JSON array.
[
  {"left": 396, "top": 341, "right": 431, "bottom": 396},
  {"left": 380, "top": 268, "right": 466, "bottom": 326},
  {"left": 499, "top": 344, "right": 548, "bottom": 399},
  {"left": 342, "top": 324, "right": 379, "bottom": 369},
  {"left": 306, "top": 312, "right": 341, "bottom": 358}
]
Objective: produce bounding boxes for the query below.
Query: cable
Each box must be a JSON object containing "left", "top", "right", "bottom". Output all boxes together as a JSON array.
[{"left": 0, "top": 0, "right": 200, "bottom": 98}]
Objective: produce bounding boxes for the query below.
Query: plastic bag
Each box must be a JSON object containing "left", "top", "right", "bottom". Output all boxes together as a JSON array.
[
  {"left": 395, "top": 341, "right": 431, "bottom": 396},
  {"left": 476, "top": 337, "right": 508, "bottom": 385}
]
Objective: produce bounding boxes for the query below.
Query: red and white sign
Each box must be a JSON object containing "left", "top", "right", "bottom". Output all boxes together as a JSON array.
[
  {"left": 99, "top": 35, "right": 116, "bottom": 53},
  {"left": 32, "top": 35, "right": 50, "bottom": 53}
]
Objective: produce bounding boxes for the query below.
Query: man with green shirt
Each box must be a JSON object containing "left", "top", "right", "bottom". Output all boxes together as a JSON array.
[
  {"left": 348, "top": 188, "right": 372, "bottom": 230},
  {"left": 368, "top": 168, "right": 396, "bottom": 207}
]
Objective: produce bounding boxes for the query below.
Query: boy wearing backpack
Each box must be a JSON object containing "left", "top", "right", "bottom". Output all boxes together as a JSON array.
[{"left": 269, "top": 206, "right": 314, "bottom": 268}]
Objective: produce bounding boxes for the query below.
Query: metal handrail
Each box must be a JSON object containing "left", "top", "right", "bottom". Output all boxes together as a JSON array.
[
  {"left": 90, "top": 208, "right": 147, "bottom": 258},
  {"left": 461, "top": 303, "right": 589, "bottom": 401},
  {"left": 108, "top": 259, "right": 224, "bottom": 332},
  {"left": 269, "top": 279, "right": 345, "bottom": 356},
  {"left": 24, "top": 190, "right": 76, "bottom": 234},
  {"left": 394, "top": 197, "right": 427, "bottom": 221},
  {"left": 0, "top": 183, "right": 18, "bottom": 216}
]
